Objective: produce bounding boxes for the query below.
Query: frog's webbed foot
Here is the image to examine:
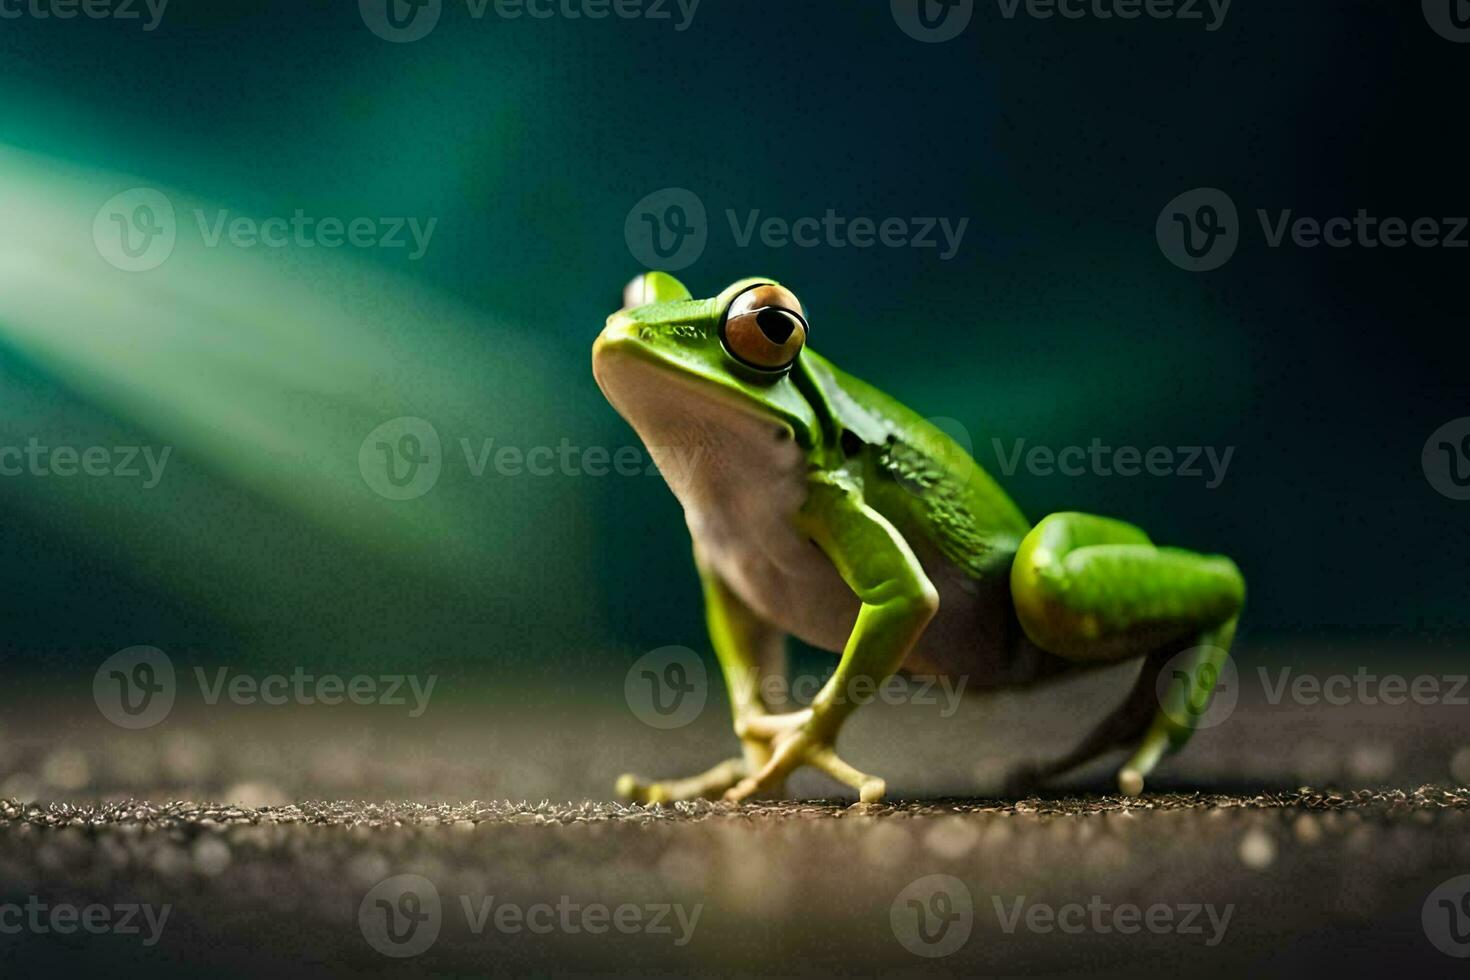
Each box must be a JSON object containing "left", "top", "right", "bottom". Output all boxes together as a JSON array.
[{"left": 723, "top": 721, "right": 887, "bottom": 804}]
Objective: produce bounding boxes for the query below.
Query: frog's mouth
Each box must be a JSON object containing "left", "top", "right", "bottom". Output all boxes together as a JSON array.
[
  {"left": 592, "top": 315, "right": 814, "bottom": 448},
  {"left": 593, "top": 340, "right": 798, "bottom": 444}
]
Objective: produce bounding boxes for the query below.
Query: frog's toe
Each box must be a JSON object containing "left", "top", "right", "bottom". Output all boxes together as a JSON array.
[
  {"left": 1117, "top": 768, "right": 1145, "bottom": 797},
  {"left": 1115, "top": 718, "right": 1172, "bottom": 797},
  {"left": 616, "top": 757, "right": 748, "bottom": 804}
]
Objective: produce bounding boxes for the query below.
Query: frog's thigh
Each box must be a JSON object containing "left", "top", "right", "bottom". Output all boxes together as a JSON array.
[
  {"left": 1010, "top": 511, "right": 1244, "bottom": 663},
  {"left": 1008, "top": 512, "right": 1246, "bottom": 795}
]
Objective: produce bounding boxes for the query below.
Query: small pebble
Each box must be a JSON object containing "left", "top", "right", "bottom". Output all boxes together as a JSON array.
[
  {"left": 860, "top": 820, "right": 913, "bottom": 868},
  {"left": 193, "top": 837, "right": 233, "bottom": 876},
  {"left": 1450, "top": 746, "right": 1470, "bottom": 785},
  {"left": 1293, "top": 814, "right": 1322, "bottom": 845},
  {"left": 1347, "top": 745, "right": 1394, "bottom": 783},
  {"left": 1239, "top": 827, "right": 1277, "bottom": 870},
  {"left": 923, "top": 816, "right": 981, "bottom": 859},
  {"left": 40, "top": 748, "right": 91, "bottom": 792}
]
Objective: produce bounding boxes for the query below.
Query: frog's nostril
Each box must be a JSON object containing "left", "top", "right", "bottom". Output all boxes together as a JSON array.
[{"left": 756, "top": 308, "right": 797, "bottom": 344}]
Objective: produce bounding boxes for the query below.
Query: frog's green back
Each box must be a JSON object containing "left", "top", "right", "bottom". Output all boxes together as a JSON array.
[{"left": 800, "top": 349, "right": 1033, "bottom": 580}]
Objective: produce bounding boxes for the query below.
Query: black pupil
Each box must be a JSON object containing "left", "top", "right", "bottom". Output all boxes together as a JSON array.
[{"left": 755, "top": 308, "right": 796, "bottom": 345}]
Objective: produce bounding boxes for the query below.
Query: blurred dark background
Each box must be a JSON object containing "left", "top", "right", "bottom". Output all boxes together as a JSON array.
[{"left": 0, "top": 0, "right": 1464, "bottom": 698}]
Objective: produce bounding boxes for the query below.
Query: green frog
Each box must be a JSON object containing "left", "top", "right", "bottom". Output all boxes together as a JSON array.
[{"left": 593, "top": 273, "right": 1244, "bottom": 803}]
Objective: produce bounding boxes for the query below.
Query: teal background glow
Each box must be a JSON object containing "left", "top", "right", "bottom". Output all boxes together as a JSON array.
[{"left": 0, "top": 0, "right": 1464, "bottom": 686}]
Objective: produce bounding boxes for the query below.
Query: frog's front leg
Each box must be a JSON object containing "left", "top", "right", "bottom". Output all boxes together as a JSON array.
[
  {"left": 616, "top": 551, "right": 787, "bottom": 804},
  {"left": 724, "top": 476, "right": 939, "bottom": 804}
]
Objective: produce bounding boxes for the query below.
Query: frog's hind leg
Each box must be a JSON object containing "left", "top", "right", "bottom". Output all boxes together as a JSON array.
[{"left": 1008, "top": 512, "right": 1245, "bottom": 795}]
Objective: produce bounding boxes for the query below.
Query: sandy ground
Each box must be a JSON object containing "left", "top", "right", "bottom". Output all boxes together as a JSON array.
[{"left": 3, "top": 642, "right": 1470, "bottom": 975}]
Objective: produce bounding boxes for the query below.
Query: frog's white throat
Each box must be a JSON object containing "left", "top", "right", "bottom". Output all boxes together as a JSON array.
[{"left": 595, "top": 352, "right": 806, "bottom": 508}]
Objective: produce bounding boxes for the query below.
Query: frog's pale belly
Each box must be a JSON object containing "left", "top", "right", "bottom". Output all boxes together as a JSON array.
[{"left": 682, "top": 449, "right": 860, "bottom": 657}]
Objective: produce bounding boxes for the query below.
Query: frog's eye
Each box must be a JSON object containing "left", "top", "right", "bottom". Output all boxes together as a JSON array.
[{"left": 720, "top": 283, "right": 808, "bottom": 373}]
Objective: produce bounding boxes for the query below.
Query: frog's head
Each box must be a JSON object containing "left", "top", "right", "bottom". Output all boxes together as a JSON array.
[{"left": 593, "top": 273, "right": 821, "bottom": 459}]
